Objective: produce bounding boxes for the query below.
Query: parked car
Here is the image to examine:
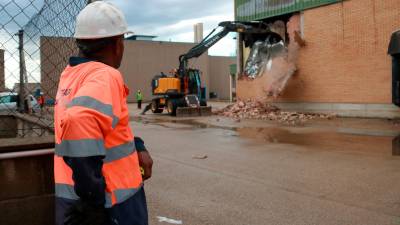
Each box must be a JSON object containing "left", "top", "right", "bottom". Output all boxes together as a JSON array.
[{"left": 0, "top": 92, "right": 41, "bottom": 113}]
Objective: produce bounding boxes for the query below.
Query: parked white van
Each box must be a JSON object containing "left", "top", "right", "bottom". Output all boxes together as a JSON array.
[{"left": 0, "top": 92, "right": 40, "bottom": 113}]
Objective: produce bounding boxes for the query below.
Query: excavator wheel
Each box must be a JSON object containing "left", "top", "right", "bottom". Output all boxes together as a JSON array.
[
  {"left": 151, "top": 99, "right": 163, "bottom": 113},
  {"left": 167, "top": 99, "right": 177, "bottom": 116}
]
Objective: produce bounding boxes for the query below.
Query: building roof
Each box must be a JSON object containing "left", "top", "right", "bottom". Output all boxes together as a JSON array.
[
  {"left": 12, "top": 83, "right": 41, "bottom": 94},
  {"left": 125, "top": 35, "right": 157, "bottom": 41}
]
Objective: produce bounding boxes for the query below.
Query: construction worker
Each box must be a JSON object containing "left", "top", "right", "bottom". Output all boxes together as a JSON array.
[
  {"left": 54, "top": 2, "right": 152, "bottom": 225},
  {"left": 136, "top": 90, "right": 143, "bottom": 109},
  {"left": 38, "top": 93, "right": 45, "bottom": 110}
]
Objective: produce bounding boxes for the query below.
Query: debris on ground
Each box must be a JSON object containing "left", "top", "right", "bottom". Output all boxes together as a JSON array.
[
  {"left": 214, "top": 100, "right": 335, "bottom": 125},
  {"left": 157, "top": 216, "right": 183, "bottom": 224},
  {"left": 192, "top": 155, "right": 208, "bottom": 159}
]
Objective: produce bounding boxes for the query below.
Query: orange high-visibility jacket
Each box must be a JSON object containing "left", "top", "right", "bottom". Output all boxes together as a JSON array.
[{"left": 54, "top": 61, "right": 142, "bottom": 207}]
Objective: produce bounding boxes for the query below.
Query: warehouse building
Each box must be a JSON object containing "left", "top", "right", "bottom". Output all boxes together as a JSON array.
[
  {"left": 40, "top": 37, "right": 235, "bottom": 103},
  {"left": 235, "top": 0, "right": 400, "bottom": 118}
]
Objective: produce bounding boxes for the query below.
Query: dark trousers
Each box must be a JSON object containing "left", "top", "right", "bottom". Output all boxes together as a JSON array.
[
  {"left": 138, "top": 100, "right": 142, "bottom": 109},
  {"left": 108, "top": 187, "right": 148, "bottom": 225},
  {"left": 56, "top": 187, "right": 148, "bottom": 225}
]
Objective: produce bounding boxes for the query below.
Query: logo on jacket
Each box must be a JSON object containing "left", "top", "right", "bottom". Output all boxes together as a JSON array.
[
  {"left": 61, "top": 88, "right": 72, "bottom": 96},
  {"left": 55, "top": 88, "right": 72, "bottom": 106}
]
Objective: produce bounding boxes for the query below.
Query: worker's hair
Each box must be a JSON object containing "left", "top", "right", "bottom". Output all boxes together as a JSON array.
[{"left": 76, "top": 36, "right": 119, "bottom": 57}]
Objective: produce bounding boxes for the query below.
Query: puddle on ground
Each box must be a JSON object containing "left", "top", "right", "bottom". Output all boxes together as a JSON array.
[
  {"left": 130, "top": 116, "right": 234, "bottom": 131},
  {"left": 130, "top": 116, "right": 400, "bottom": 156},
  {"left": 237, "top": 127, "right": 400, "bottom": 156}
]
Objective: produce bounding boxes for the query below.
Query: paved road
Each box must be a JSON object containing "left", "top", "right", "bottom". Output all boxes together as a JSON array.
[{"left": 129, "top": 107, "right": 400, "bottom": 225}]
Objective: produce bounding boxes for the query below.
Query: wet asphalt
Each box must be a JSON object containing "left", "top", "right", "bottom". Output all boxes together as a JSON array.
[{"left": 128, "top": 104, "right": 400, "bottom": 225}]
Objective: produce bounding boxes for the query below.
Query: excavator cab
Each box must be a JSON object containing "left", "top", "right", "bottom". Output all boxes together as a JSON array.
[
  {"left": 152, "top": 74, "right": 180, "bottom": 97},
  {"left": 185, "top": 69, "right": 207, "bottom": 106},
  {"left": 150, "top": 69, "right": 208, "bottom": 116}
]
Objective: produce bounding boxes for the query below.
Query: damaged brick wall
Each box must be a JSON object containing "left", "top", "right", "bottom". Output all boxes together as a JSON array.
[
  {"left": 238, "top": 0, "right": 400, "bottom": 104},
  {"left": 238, "top": 14, "right": 301, "bottom": 101}
]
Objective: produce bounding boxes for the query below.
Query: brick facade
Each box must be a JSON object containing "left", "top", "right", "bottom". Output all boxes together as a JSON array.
[{"left": 238, "top": 0, "right": 400, "bottom": 104}]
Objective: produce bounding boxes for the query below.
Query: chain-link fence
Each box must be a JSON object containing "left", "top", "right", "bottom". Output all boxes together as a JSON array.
[{"left": 0, "top": 0, "right": 90, "bottom": 144}]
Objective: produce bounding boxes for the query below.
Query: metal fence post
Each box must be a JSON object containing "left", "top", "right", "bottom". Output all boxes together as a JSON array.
[{"left": 17, "top": 30, "right": 26, "bottom": 113}]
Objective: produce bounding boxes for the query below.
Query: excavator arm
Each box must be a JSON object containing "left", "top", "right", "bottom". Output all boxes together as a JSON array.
[{"left": 178, "top": 21, "right": 276, "bottom": 77}]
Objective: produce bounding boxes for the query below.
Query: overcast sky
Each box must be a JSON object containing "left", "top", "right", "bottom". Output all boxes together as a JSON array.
[
  {"left": 1, "top": 0, "right": 236, "bottom": 56},
  {"left": 0, "top": 0, "right": 236, "bottom": 88},
  {"left": 109, "top": 0, "right": 236, "bottom": 56}
]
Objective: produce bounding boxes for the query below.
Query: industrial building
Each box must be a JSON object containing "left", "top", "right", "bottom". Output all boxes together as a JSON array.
[
  {"left": 40, "top": 37, "right": 235, "bottom": 103},
  {"left": 235, "top": 0, "right": 400, "bottom": 118}
]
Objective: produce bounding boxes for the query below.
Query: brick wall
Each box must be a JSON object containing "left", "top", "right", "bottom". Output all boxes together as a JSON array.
[{"left": 238, "top": 0, "right": 400, "bottom": 104}]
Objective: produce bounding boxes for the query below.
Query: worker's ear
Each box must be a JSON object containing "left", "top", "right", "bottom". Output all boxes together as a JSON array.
[
  {"left": 114, "top": 36, "right": 124, "bottom": 54},
  {"left": 114, "top": 36, "right": 124, "bottom": 68},
  {"left": 118, "top": 36, "right": 124, "bottom": 50}
]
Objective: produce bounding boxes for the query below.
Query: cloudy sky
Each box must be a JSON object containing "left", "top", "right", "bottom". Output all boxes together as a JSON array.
[
  {"left": 1, "top": 0, "right": 236, "bottom": 55},
  {"left": 0, "top": 0, "right": 235, "bottom": 88},
  {"left": 109, "top": 0, "right": 236, "bottom": 56}
]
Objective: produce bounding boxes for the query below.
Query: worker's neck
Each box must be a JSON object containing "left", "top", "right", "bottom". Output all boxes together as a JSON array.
[{"left": 78, "top": 52, "right": 116, "bottom": 68}]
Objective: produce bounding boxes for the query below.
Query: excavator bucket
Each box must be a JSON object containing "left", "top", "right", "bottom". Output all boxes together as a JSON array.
[{"left": 176, "top": 106, "right": 212, "bottom": 117}]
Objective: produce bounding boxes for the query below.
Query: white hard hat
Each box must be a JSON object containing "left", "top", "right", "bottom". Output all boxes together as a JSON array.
[{"left": 74, "top": 1, "right": 132, "bottom": 39}]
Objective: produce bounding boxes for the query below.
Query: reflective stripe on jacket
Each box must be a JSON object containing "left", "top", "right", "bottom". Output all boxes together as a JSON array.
[{"left": 54, "top": 60, "right": 142, "bottom": 208}]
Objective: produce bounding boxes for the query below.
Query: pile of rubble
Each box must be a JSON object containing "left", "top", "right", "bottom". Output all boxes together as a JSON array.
[{"left": 214, "top": 100, "right": 334, "bottom": 125}]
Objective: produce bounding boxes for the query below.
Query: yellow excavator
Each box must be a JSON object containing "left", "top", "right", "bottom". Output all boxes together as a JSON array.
[{"left": 149, "top": 21, "right": 280, "bottom": 116}]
